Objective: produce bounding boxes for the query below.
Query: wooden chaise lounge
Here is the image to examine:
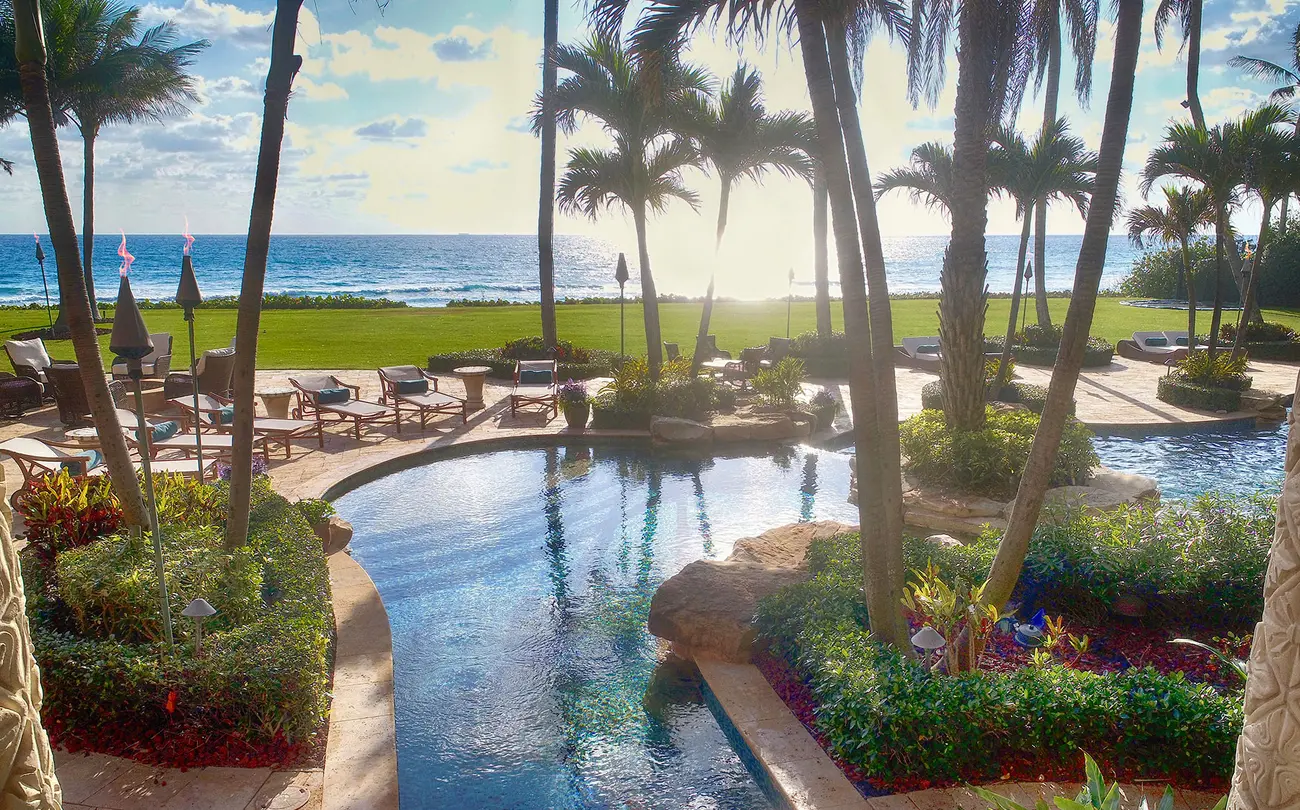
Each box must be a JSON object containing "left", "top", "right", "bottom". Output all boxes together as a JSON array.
[
  {"left": 378, "top": 366, "right": 467, "bottom": 429},
  {"left": 290, "top": 375, "right": 398, "bottom": 440}
]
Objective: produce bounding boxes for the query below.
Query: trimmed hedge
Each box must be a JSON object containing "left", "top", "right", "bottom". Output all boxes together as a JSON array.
[
  {"left": 789, "top": 331, "right": 848, "bottom": 377},
  {"left": 755, "top": 500, "right": 1263, "bottom": 786},
  {"left": 984, "top": 335, "right": 1116, "bottom": 368},
  {"left": 1157, "top": 374, "right": 1244, "bottom": 412},
  {"left": 920, "top": 379, "right": 1061, "bottom": 415},
  {"left": 28, "top": 479, "right": 331, "bottom": 765}
]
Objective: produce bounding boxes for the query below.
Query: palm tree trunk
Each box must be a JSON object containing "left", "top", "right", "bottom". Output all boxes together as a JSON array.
[
  {"left": 980, "top": 0, "right": 1143, "bottom": 611},
  {"left": 691, "top": 179, "right": 730, "bottom": 373},
  {"left": 1186, "top": 0, "right": 1206, "bottom": 130},
  {"left": 1232, "top": 201, "right": 1272, "bottom": 360},
  {"left": 81, "top": 126, "right": 99, "bottom": 318},
  {"left": 1181, "top": 236, "right": 1197, "bottom": 343},
  {"left": 633, "top": 202, "right": 663, "bottom": 379},
  {"left": 225, "top": 0, "right": 303, "bottom": 550},
  {"left": 1033, "top": 11, "right": 1062, "bottom": 328},
  {"left": 941, "top": 0, "right": 997, "bottom": 433},
  {"left": 1228, "top": 376, "right": 1300, "bottom": 810},
  {"left": 1208, "top": 208, "right": 1226, "bottom": 364},
  {"left": 15, "top": 2, "right": 147, "bottom": 530},
  {"left": 537, "top": 0, "right": 559, "bottom": 351},
  {"left": 994, "top": 210, "right": 1034, "bottom": 393},
  {"left": 813, "top": 167, "right": 832, "bottom": 337},
  {"left": 825, "top": 24, "right": 907, "bottom": 645},
  {"left": 793, "top": 0, "right": 908, "bottom": 652}
]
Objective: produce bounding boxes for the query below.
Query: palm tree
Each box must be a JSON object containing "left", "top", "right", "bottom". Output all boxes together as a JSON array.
[
  {"left": 224, "top": 0, "right": 304, "bottom": 550},
  {"left": 989, "top": 119, "right": 1096, "bottom": 393},
  {"left": 1153, "top": 0, "right": 1205, "bottom": 129},
  {"left": 48, "top": 0, "right": 206, "bottom": 316},
  {"left": 537, "top": 0, "right": 560, "bottom": 350},
  {"left": 1231, "top": 123, "right": 1298, "bottom": 352},
  {"left": 981, "top": 0, "right": 1144, "bottom": 616},
  {"left": 1230, "top": 22, "right": 1300, "bottom": 233},
  {"left": 1126, "top": 185, "right": 1214, "bottom": 342},
  {"left": 1141, "top": 104, "right": 1291, "bottom": 364},
  {"left": 538, "top": 35, "right": 710, "bottom": 379},
  {"left": 812, "top": 166, "right": 831, "bottom": 336},
  {"left": 8, "top": 0, "right": 148, "bottom": 531},
  {"left": 1027, "top": 0, "right": 1099, "bottom": 327},
  {"left": 876, "top": 141, "right": 959, "bottom": 212},
  {"left": 680, "top": 63, "right": 813, "bottom": 372}
]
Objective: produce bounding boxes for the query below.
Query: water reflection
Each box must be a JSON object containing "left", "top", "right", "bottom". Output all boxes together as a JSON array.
[{"left": 336, "top": 444, "right": 857, "bottom": 810}]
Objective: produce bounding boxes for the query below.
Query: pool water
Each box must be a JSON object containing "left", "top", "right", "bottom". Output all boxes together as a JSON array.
[
  {"left": 1092, "top": 418, "right": 1289, "bottom": 500},
  {"left": 335, "top": 444, "right": 859, "bottom": 810}
]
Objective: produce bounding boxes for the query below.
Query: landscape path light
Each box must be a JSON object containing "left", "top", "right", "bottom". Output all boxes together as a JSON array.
[{"left": 181, "top": 597, "right": 217, "bottom": 657}]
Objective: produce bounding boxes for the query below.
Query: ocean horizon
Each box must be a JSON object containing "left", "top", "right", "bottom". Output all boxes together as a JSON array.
[{"left": 0, "top": 232, "right": 1148, "bottom": 308}]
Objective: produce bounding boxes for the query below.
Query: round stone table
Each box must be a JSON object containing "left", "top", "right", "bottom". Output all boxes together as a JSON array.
[
  {"left": 64, "top": 427, "right": 100, "bottom": 446},
  {"left": 257, "top": 388, "right": 296, "bottom": 419},
  {"left": 453, "top": 366, "right": 492, "bottom": 411}
]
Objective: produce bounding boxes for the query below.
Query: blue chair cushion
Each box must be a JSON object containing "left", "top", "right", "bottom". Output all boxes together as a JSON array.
[
  {"left": 207, "top": 405, "right": 234, "bottom": 425},
  {"left": 61, "top": 449, "right": 103, "bottom": 477},
  {"left": 395, "top": 378, "right": 428, "bottom": 395},
  {"left": 1175, "top": 336, "right": 1189, "bottom": 346},
  {"left": 138, "top": 420, "right": 180, "bottom": 445},
  {"left": 916, "top": 344, "right": 940, "bottom": 355},
  {"left": 316, "top": 387, "right": 351, "bottom": 404},
  {"left": 1144, "top": 336, "right": 1168, "bottom": 347},
  {"left": 519, "top": 369, "right": 553, "bottom": 385}
]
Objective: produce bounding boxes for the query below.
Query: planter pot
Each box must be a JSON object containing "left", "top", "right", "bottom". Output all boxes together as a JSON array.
[
  {"left": 563, "top": 403, "right": 590, "bottom": 430},
  {"left": 814, "top": 408, "right": 836, "bottom": 432}
]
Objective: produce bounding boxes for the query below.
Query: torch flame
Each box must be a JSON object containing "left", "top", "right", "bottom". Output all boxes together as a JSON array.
[
  {"left": 183, "top": 217, "right": 195, "bottom": 256},
  {"left": 117, "top": 231, "right": 134, "bottom": 278},
  {"left": 33, "top": 233, "right": 38, "bottom": 243}
]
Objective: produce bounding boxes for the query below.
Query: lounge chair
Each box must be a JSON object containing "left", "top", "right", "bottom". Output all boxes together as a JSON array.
[
  {"left": 897, "top": 337, "right": 943, "bottom": 369},
  {"left": 111, "top": 333, "right": 172, "bottom": 380},
  {"left": 723, "top": 347, "right": 767, "bottom": 389},
  {"left": 169, "top": 393, "right": 324, "bottom": 459},
  {"left": 0, "top": 437, "right": 215, "bottom": 507},
  {"left": 163, "top": 347, "right": 236, "bottom": 400},
  {"left": 100, "top": 407, "right": 268, "bottom": 462},
  {"left": 1116, "top": 331, "right": 1189, "bottom": 364},
  {"left": 378, "top": 366, "right": 467, "bottom": 430},
  {"left": 696, "top": 334, "right": 731, "bottom": 361},
  {"left": 1162, "top": 330, "right": 1203, "bottom": 349},
  {"left": 4, "top": 337, "right": 63, "bottom": 395},
  {"left": 510, "top": 360, "right": 558, "bottom": 417},
  {"left": 290, "top": 374, "right": 398, "bottom": 440}
]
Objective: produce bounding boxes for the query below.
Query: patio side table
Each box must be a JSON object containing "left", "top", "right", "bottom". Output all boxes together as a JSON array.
[
  {"left": 257, "top": 388, "right": 296, "bottom": 419},
  {"left": 454, "top": 366, "right": 492, "bottom": 411}
]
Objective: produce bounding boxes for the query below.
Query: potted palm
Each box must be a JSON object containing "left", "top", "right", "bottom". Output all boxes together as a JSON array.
[
  {"left": 559, "top": 379, "right": 590, "bottom": 429},
  {"left": 809, "top": 389, "right": 839, "bottom": 431}
]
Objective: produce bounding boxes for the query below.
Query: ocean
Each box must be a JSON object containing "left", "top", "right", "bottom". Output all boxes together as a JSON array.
[{"left": 0, "top": 233, "right": 1144, "bottom": 308}]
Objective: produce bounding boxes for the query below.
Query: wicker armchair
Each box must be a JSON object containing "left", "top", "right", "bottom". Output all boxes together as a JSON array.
[
  {"left": 111, "top": 332, "right": 172, "bottom": 380},
  {"left": 4, "top": 338, "right": 64, "bottom": 396},
  {"left": 45, "top": 363, "right": 91, "bottom": 427},
  {"left": 163, "top": 347, "right": 236, "bottom": 399}
]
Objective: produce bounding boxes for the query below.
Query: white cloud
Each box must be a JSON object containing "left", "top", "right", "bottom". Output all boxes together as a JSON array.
[
  {"left": 296, "top": 76, "right": 349, "bottom": 101},
  {"left": 141, "top": 0, "right": 273, "bottom": 45}
]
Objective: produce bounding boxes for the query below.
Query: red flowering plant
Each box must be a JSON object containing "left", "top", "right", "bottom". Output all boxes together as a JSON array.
[{"left": 14, "top": 471, "right": 123, "bottom": 570}]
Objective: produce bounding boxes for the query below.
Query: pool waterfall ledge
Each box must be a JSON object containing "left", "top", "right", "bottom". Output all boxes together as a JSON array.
[{"left": 324, "top": 552, "right": 399, "bottom": 810}]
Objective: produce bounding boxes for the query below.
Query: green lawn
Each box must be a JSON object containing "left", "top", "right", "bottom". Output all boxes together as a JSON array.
[{"left": 4, "top": 298, "right": 1298, "bottom": 370}]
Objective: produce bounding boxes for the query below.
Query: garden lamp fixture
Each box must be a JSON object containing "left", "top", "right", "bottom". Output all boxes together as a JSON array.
[
  {"left": 1013, "top": 608, "right": 1047, "bottom": 648},
  {"left": 110, "top": 266, "right": 176, "bottom": 648},
  {"left": 911, "top": 626, "right": 946, "bottom": 651},
  {"left": 615, "top": 253, "right": 629, "bottom": 361},
  {"left": 33, "top": 234, "right": 52, "bottom": 330},
  {"left": 181, "top": 598, "right": 217, "bottom": 657},
  {"left": 176, "top": 227, "right": 205, "bottom": 474}
]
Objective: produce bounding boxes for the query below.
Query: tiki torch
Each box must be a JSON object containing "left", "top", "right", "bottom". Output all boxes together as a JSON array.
[
  {"left": 615, "top": 253, "right": 629, "bottom": 361},
  {"left": 34, "top": 234, "right": 52, "bottom": 330},
  {"left": 176, "top": 222, "right": 204, "bottom": 472}
]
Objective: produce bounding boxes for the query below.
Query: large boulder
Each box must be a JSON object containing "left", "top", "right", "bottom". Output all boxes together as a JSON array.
[
  {"left": 729, "top": 520, "right": 856, "bottom": 568},
  {"left": 1241, "top": 388, "right": 1288, "bottom": 421},
  {"left": 1086, "top": 466, "right": 1159, "bottom": 503},
  {"left": 710, "top": 412, "right": 799, "bottom": 443},
  {"left": 651, "top": 416, "right": 713, "bottom": 444},
  {"left": 648, "top": 560, "right": 808, "bottom": 663},
  {"left": 314, "top": 516, "right": 353, "bottom": 556}
]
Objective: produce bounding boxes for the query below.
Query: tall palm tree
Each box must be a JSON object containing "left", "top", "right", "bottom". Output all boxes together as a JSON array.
[
  {"left": 1153, "top": 0, "right": 1205, "bottom": 129},
  {"left": 538, "top": 35, "right": 710, "bottom": 379},
  {"left": 7, "top": 0, "right": 148, "bottom": 530},
  {"left": 224, "top": 0, "right": 304, "bottom": 550},
  {"left": 1230, "top": 22, "right": 1300, "bottom": 233},
  {"left": 680, "top": 63, "right": 813, "bottom": 372},
  {"left": 1027, "top": 0, "right": 1098, "bottom": 327},
  {"left": 537, "top": 0, "right": 559, "bottom": 350},
  {"left": 812, "top": 165, "right": 831, "bottom": 336},
  {"left": 981, "top": 0, "right": 1144, "bottom": 616},
  {"left": 51, "top": 0, "right": 205, "bottom": 316},
  {"left": 989, "top": 118, "right": 1095, "bottom": 393},
  {"left": 1141, "top": 104, "right": 1291, "bottom": 364},
  {"left": 1126, "top": 185, "right": 1214, "bottom": 342},
  {"left": 1231, "top": 123, "right": 1298, "bottom": 351}
]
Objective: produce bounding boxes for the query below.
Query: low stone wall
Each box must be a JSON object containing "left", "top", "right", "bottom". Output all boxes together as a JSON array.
[{"left": 649, "top": 409, "right": 816, "bottom": 446}]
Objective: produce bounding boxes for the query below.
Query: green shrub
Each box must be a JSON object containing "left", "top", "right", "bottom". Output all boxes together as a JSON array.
[
  {"left": 899, "top": 407, "right": 1096, "bottom": 497},
  {"left": 752, "top": 358, "right": 806, "bottom": 408},
  {"left": 1219, "top": 320, "right": 1297, "bottom": 343},
  {"left": 154, "top": 473, "right": 227, "bottom": 529},
  {"left": 985, "top": 328, "right": 1115, "bottom": 368},
  {"left": 1157, "top": 375, "right": 1243, "bottom": 411},
  {"left": 295, "top": 497, "right": 336, "bottom": 526},
  {"left": 756, "top": 529, "right": 1245, "bottom": 786},
  {"left": 920, "top": 380, "right": 1061, "bottom": 415},
  {"left": 14, "top": 472, "right": 124, "bottom": 569},
  {"left": 591, "top": 357, "right": 722, "bottom": 423},
  {"left": 1118, "top": 239, "right": 1236, "bottom": 302},
  {"left": 427, "top": 346, "right": 620, "bottom": 380},
  {"left": 31, "top": 479, "right": 331, "bottom": 761},
  {"left": 789, "top": 330, "right": 847, "bottom": 376},
  {"left": 1175, "top": 351, "right": 1251, "bottom": 389},
  {"left": 56, "top": 527, "right": 264, "bottom": 643},
  {"left": 1256, "top": 222, "right": 1300, "bottom": 308}
]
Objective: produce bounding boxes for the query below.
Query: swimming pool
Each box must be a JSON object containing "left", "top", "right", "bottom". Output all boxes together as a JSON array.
[
  {"left": 1092, "top": 418, "right": 1288, "bottom": 500},
  {"left": 335, "top": 443, "right": 859, "bottom": 810}
]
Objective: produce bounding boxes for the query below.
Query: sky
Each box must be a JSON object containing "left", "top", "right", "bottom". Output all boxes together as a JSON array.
[{"left": 0, "top": 0, "right": 1297, "bottom": 285}]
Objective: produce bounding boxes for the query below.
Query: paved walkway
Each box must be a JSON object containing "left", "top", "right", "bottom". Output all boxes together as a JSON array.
[{"left": 1, "top": 357, "right": 1295, "bottom": 809}]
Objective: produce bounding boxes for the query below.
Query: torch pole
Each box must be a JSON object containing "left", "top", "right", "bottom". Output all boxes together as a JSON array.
[
  {"left": 184, "top": 308, "right": 204, "bottom": 473},
  {"left": 619, "top": 284, "right": 626, "bottom": 361},
  {"left": 132, "top": 366, "right": 175, "bottom": 647}
]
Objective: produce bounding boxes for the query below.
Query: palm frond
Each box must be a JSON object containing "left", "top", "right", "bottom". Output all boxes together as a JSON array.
[
  {"left": 0, "top": 155, "right": 12, "bottom": 175},
  {"left": 1228, "top": 55, "right": 1299, "bottom": 88},
  {"left": 557, "top": 146, "right": 633, "bottom": 219}
]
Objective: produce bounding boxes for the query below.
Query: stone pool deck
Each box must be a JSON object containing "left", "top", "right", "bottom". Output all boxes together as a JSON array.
[{"left": 1, "top": 357, "right": 1295, "bottom": 809}]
